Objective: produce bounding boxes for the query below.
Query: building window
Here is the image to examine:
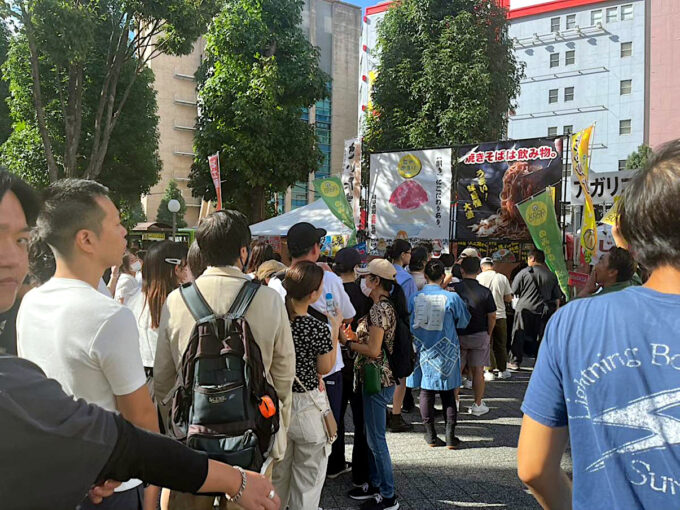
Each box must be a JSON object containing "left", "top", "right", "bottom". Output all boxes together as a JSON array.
[
  {"left": 550, "top": 53, "right": 560, "bottom": 68},
  {"left": 564, "top": 87, "right": 574, "bottom": 102},
  {"left": 549, "top": 89, "right": 558, "bottom": 104},
  {"left": 563, "top": 125, "right": 573, "bottom": 135},
  {"left": 621, "top": 4, "right": 633, "bottom": 21},
  {"left": 565, "top": 50, "right": 575, "bottom": 66},
  {"left": 551, "top": 17, "right": 560, "bottom": 32},
  {"left": 548, "top": 127, "right": 558, "bottom": 137},
  {"left": 620, "top": 119, "right": 632, "bottom": 135},
  {"left": 620, "top": 79, "right": 632, "bottom": 95},
  {"left": 621, "top": 42, "right": 633, "bottom": 58},
  {"left": 591, "top": 9, "right": 602, "bottom": 26},
  {"left": 606, "top": 7, "right": 618, "bottom": 23},
  {"left": 618, "top": 160, "right": 627, "bottom": 171},
  {"left": 566, "top": 14, "right": 576, "bottom": 29}
]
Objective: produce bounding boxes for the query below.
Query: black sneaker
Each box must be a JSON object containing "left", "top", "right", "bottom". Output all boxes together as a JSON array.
[
  {"left": 388, "top": 413, "right": 413, "bottom": 433},
  {"left": 348, "top": 483, "right": 380, "bottom": 501},
  {"left": 360, "top": 494, "right": 400, "bottom": 510},
  {"left": 326, "top": 462, "right": 352, "bottom": 479}
]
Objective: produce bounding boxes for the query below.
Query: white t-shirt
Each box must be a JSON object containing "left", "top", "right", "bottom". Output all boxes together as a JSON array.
[
  {"left": 17, "top": 278, "right": 146, "bottom": 492},
  {"left": 128, "top": 291, "right": 157, "bottom": 368},
  {"left": 98, "top": 277, "right": 112, "bottom": 297},
  {"left": 269, "top": 269, "right": 355, "bottom": 376},
  {"left": 114, "top": 273, "right": 141, "bottom": 304},
  {"left": 477, "top": 270, "right": 512, "bottom": 320}
]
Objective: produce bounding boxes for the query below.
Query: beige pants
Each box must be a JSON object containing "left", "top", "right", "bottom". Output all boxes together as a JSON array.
[
  {"left": 272, "top": 389, "right": 331, "bottom": 510},
  {"left": 165, "top": 461, "right": 274, "bottom": 510}
]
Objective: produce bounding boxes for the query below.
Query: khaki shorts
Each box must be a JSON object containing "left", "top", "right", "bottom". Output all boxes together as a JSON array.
[{"left": 459, "top": 331, "right": 491, "bottom": 368}]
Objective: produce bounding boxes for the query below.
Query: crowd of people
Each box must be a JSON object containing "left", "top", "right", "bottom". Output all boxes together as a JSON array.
[{"left": 2, "top": 139, "right": 680, "bottom": 510}]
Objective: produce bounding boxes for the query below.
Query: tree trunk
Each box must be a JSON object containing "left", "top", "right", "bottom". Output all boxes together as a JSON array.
[
  {"left": 64, "top": 63, "right": 84, "bottom": 178},
  {"left": 250, "top": 185, "right": 266, "bottom": 224}
]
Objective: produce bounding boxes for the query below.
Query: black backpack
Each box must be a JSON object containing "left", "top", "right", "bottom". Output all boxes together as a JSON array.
[
  {"left": 383, "top": 301, "right": 416, "bottom": 379},
  {"left": 166, "top": 280, "right": 279, "bottom": 472}
]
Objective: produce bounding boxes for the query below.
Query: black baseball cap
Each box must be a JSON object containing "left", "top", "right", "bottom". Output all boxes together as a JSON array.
[
  {"left": 287, "top": 222, "right": 327, "bottom": 254},
  {"left": 334, "top": 247, "right": 362, "bottom": 269}
]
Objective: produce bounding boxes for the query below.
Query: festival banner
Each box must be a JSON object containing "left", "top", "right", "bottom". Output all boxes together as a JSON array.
[
  {"left": 570, "top": 170, "right": 636, "bottom": 205},
  {"left": 369, "top": 149, "right": 452, "bottom": 246},
  {"left": 455, "top": 240, "right": 535, "bottom": 263},
  {"left": 455, "top": 138, "right": 563, "bottom": 241},
  {"left": 571, "top": 125, "right": 597, "bottom": 263},
  {"left": 313, "top": 176, "right": 357, "bottom": 246},
  {"left": 342, "top": 139, "right": 362, "bottom": 226},
  {"left": 601, "top": 196, "right": 622, "bottom": 227},
  {"left": 208, "top": 153, "right": 223, "bottom": 211},
  {"left": 517, "top": 189, "right": 570, "bottom": 299}
]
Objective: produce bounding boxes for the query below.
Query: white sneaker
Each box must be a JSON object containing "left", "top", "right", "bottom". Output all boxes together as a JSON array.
[
  {"left": 498, "top": 370, "right": 512, "bottom": 380},
  {"left": 469, "top": 401, "right": 490, "bottom": 416},
  {"left": 484, "top": 371, "right": 495, "bottom": 382},
  {"left": 462, "top": 378, "right": 473, "bottom": 389}
]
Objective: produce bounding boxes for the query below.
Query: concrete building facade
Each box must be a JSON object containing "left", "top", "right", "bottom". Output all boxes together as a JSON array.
[
  {"left": 143, "top": 0, "right": 361, "bottom": 223},
  {"left": 143, "top": 41, "right": 205, "bottom": 228}
]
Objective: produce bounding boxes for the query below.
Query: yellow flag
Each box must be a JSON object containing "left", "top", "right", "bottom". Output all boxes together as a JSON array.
[
  {"left": 571, "top": 125, "right": 597, "bottom": 263},
  {"left": 601, "top": 196, "right": 621, "bottom": 227}
]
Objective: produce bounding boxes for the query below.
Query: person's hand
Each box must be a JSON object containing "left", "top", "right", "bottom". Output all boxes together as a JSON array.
[
  {"left": 318, "top": 374, "right": 326, "bottom": 392},
  {"left": 327, "top": 311, "right": 343, "bottom": 341},
  {"left": 88, "top": 480, "right": 122, "bottom": 504},
  {"left": 343, "top": 323, "right": 357, "bottom": 342},
  {"left": 110, "top": 265, "right": 120, "bottom": 278},
  {"left": 583, "top": 268, "right": 600, "bottom": 295},
  {"left": 237, "top": 471, "right": 281, "bottom": 510}
]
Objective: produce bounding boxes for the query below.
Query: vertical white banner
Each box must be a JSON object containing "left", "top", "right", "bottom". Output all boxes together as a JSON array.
[
  {"left": 342, "top": 138, "right": 361, "bottom": 226},
  {"left": 369, "top": 149, "right": 452, "bottom": 244}
]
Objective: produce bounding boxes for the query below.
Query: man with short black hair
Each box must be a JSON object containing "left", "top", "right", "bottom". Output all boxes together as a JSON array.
[
  {"left": 155, "top": 209, "right": 295, "bottom": 509},
  {"left": 577, "top": 247, "right": 637, "bottom": 298},
  {"left": 17, "top": 179, "right": 160, "bottom": 509},
  {"left": 508, "top": 249, "right": 562, "bottom": 370},
  {"left": 518, "top": 139, "right": 680, "bottom": 509},
  {"left": 453, "top": 257, "right": 496, "bottom": 417},
  {"left": 268, "top": 222, "right": 356, "bottom": 479}
]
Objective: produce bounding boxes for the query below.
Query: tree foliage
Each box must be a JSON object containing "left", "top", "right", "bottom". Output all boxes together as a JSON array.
[
  {"left": 625, "top": 144, "right": 653, "bottom": 171},
  {"left": 0, "top": 34, "right": 161, "bottom": 206},
  {"left": 189, "top": 0, "right": 330, "bottom": 223},
  {"left": 156, "top": 180, "right": 187, "bottom": 228},
  {"left": 364, "top": 0, "right": 523, "bottom": 154},
  {"left": 1, "top": 0, "right": 218, "bottom": 182},
  {"left": 0, "top": 21, "right": 10, "bottom": 145}
]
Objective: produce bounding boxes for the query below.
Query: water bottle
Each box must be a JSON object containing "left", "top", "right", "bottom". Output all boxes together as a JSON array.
[{"left": 325, "top": 293, "right": 336, "bottom": 316}]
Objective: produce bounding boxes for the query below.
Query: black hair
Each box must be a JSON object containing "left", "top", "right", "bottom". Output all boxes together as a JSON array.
[
  {"left": 439, "top": 253, "right": 455, "bottom": 267},
  {"left": 28, "top": 232, "right": 55, "bottom": 285},
  {"left": 460, "top": 256, "right": 481, "bottom": 275},
  {"left": 37, "top": 179, "right": 109, "bottom": 258},
  {"left": 196, "top": 209, "right": 251, "bottom": 267},
  {"left": 529, "top": 248, "right": 545, "bottom": 264},
  {"left": 409, "top": 246, "right": 428, "bottom": 273},
  {"left": 334, "top": 261, "right": 355, "bottom": 275},
  {"left": 417, "top": 241, "right": 434, "bottom": 256},
  {"left": 386, "top": 239, "right": 411, "bottom": 263},
  {"left": 289, "top": 243, "right": 316, "bottom": 260},
  {"left": 620, "top": 140, "right": 680, "bottom": 271},
  {"left": 606, "top": 247, "right": 636, "bottom": 282},
  {"left": 273, "top": 252, "right": 282, "bottom": 262},
  {"left": 424, "top": 260, "right": 445, "bottom": 282},
  {"left": 376, "top": 278, "right": 408, "bottom": 321},
  {"left": 246, "top": 240, "right": 275, "bottom": 274},
  {"left": 0, "top": 168, "right": 41, "bottom": 226}
]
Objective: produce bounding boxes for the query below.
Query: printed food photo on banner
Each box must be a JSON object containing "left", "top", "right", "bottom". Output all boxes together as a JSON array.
[
  {"left": 369, "top": 149, "right": 453, "bottom": 247},
  {"left": 455, "top": 138, "right": 563, "bottom": 241}
]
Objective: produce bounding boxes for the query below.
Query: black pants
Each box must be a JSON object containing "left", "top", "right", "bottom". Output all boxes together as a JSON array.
[
  {"left": 328, "top": 366, "right": 351, "bottom": 474},
  {"left": 419, "top": 389, "right": 457, "bottom": 429},
  {"left": 510, "top": 309, "right": 547, "bottom": 364}
]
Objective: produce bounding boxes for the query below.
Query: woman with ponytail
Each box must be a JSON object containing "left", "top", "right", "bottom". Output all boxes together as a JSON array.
[{"left": 272, "top": 261, "right": 342, "bottom": 510}]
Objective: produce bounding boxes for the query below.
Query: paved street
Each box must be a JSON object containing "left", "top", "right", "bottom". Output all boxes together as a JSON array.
[{"left": 321, "top": 367, "right": 573, "bottom": 509}]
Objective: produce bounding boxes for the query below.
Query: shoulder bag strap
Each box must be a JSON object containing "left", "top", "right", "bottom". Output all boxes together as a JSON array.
[
  {"left": 227, "top": 280, "right": 260, "bottom": 320},
  {"left": 179, "top": 282, "right": 216, "bottom": 324},
  {"left": 294, "top": 374, "right": 326, "bottom": 413}
]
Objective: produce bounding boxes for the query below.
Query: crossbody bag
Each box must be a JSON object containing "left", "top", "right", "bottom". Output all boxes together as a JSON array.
[{"left": 294, "top": 375, "right": 338, "bottom": 444}]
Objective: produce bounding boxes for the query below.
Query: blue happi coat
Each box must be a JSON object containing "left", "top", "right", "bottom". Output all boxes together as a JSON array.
[{"left": 407, "top": 284, "right": 471, "bottom": 391}]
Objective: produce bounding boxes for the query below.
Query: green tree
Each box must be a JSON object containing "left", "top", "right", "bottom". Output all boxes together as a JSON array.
[
  {"left": 0, "top": 21, "right": 10, "bottom": 145},
  {"left": 1, "top": 34, "right": 161, "bottom": 209},
  {"left": 156, "top": 180, "right": 187, "bottom": 228},
  {"left": 1, "top": 0, "right": 218, "bottom": 182},
  {"left": 189, "top": 0, "right": 330, "bottom": 223},
  {"left": 625, "top": 144, "right": 653, "bottom": 171},
  {"left": 364, "top": 0, "right": 523, "bottom": 153}
]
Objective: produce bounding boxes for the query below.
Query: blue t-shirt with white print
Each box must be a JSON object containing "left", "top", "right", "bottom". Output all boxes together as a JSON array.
[{"left": 522, "top": 286, "right": 680, "bottom": 509}]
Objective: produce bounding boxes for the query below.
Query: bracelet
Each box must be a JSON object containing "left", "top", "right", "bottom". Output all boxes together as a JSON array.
[{"left": 227, "top": 466, "right": 247, "bottom": 502}]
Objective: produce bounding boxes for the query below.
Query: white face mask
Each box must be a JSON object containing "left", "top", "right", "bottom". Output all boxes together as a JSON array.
[
  {"left": 131, "top": 261, "right": 142, "bottom": 273},
  {"left": 360, "top": 277, "right": 372, "bottom": 298}
]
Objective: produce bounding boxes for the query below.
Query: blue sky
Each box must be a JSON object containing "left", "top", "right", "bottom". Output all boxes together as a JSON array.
[{"left": 345, "top": 0, "right": 378, "bottom": 10}]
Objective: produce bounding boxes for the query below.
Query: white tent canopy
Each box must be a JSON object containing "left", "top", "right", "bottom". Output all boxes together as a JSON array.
[{"left": 250, "top": 199, "right": 353, "bottom": 237}]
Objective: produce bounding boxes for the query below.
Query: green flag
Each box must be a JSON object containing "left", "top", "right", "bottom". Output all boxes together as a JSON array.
[
  {"left": 517, "top": 189, "right": 570, "bottom": 300},
  {"left": 313, "top": 176, "right": 357, "bottom": 246}
]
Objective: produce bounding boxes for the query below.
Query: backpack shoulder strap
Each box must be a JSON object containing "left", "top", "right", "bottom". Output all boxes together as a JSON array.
[
  {"left": 179, "top": 282, "right": 216, "bottom": 324},
  {"left": 227, "top": 280, "right": 260, "bottom": 320}
]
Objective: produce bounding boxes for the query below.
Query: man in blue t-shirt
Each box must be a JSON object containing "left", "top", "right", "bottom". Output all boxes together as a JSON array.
[{"left": 519, "top": 140, "right": 680, "bottom": 509}]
